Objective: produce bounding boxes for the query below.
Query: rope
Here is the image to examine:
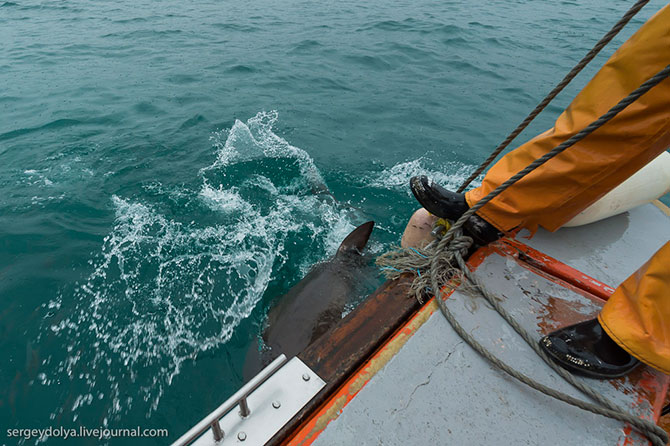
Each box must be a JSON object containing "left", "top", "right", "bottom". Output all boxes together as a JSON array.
[
  {"left": 448, "top": 64, "right": 670, "bottom": 238},
  {"left": 379, "top": 64, "right": 670, "bottom": 445},
  {"left": 434, "top": 249, "right": 669, "bottom": 445},
  {"left": 456, "top": 0, "right": 650, "bottom": 193}
]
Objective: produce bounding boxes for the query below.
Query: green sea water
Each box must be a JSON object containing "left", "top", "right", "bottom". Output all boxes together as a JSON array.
[{"left": 1, "top": 0, "right": 668, "bottom": 444}]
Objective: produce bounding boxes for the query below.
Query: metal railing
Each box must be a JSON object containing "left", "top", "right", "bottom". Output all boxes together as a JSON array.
[{"left": 171, "top": 354, "right": 288, "bottom": 446}]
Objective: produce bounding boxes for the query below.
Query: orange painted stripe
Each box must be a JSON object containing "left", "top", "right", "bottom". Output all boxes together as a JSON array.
[
  {"left": 503, "top": 238, "right": 616, "bottom": 300},
  {"left": 285, "top": 244, "right": 498, "bottom": 446},
  {"left": 284, "top": 239, "right": 666, "bottom": 446}
]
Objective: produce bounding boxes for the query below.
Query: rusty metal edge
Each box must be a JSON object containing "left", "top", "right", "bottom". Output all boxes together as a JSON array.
[{"left": 265, "top": 274, "right": 420, "bottom": 446}]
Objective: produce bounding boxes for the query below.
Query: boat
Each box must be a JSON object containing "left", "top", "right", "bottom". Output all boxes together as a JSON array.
[
  {"left": 171, "top": 3, "right": 670, "bottom": 441},
  {"left": 172, "top": 198, "right": 670, "bottom": 445}
]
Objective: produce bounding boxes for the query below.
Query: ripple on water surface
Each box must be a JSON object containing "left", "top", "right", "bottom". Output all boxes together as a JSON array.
[
  {"left": 4, "top": 0, "right": 667, "bottom": 442},
  {"left": 38, "top": 112, "right": 369, "bottom": 426}
]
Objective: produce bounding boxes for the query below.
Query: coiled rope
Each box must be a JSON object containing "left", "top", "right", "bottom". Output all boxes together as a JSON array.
[
  {"left": 456, "top": 0, "right": 650, "bottom": 193},
  {"left": 379, "top": 65, "right": 670, "bottom": 445}
]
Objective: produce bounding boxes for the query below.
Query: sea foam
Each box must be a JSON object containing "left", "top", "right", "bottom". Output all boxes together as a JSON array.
[{"left": 42, "top": 112, "right": 362, "bottom": 426}]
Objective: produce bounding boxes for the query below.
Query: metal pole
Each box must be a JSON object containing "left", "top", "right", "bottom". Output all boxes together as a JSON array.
[
  {"left": 211, "top": 421, "right": 224, "bottom": 442},
  {"left": 239, "top": 397, "right": 250, "bottom": 418},
  {"left": 170, "top": 354, "right": 287, "bottom": 446}
]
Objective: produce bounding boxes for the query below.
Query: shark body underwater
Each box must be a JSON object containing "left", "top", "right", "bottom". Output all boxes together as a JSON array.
[{"left": 243, "top": 221, "right": 375, "bottom": 380}]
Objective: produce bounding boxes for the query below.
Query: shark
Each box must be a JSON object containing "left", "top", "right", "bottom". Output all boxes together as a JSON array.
[{"left": 243, "top": 221, "right": 375, "bottom": 380}]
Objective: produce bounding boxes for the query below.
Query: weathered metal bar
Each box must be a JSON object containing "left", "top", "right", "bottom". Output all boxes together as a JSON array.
[
  {"left": 266, "top": 274, "right": 419, "bottom": 445},
  {"left": 210, "top": 421, "right": 224, "bottom": 442},
  {"left": 171, "top": 354, "right": 288, "bottom": 446},
  {"left": 238, "top": 397, "right": 250, "bottom": 418}
]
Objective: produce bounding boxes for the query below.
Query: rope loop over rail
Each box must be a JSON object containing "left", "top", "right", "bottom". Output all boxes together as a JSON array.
[{"left": 379, "top": 64, "right": 670, "bottom": 446}]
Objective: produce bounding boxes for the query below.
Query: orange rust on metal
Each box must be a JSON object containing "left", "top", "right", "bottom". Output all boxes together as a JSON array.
[
  {"left": 660, "top": 419, "right": 670, "bottom": 446},
  {"left": 493, "top": 240, "right": 670, "bottom": 434},
  {"left": 503, "top": 238, "right": 616, "bottom": 300},
  {"left": 610, "top": 368, "right": 666, "bottom": 410},
  {"left": 280, "top": 237, "right": 669, "bottom": 445},
  {"left": 266, "top": 274, "right": 422, "bottom": 446},
  {"left": 649, "top": 392, "right": 670, "bottom": 446},
  {"left": 621, "top": 425, "right": 635, "bottom": 446},
  {"left": 284, "top": 246, "right": 494, "bottom": 446},
  {"left": 608, "top": 367, "right": 670, "bottom": 444},
  {"left": 485, "top": 240, "right": 613, "bottom": 306},
  {"left": 463, "top": 241, "right": 498, "bottom": 269},
  {"left": 286, "top": 298, "right": 441, "bottom": 446},
  {"left": 534, "top": 296, "right": 598, "bottom": 335},
  {"left": 501, "top": 238, "right": 670, "bottom": 444}
]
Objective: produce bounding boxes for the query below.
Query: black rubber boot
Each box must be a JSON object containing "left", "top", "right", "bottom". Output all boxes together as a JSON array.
[
  {"left": 463, "top": 214, "right": 502, "bottom": 246},
  {"left": 539, "top": 318, "right": 640, "bottom": 379},
  {"left": 410, "top": 175, "right": 502, "bottom": 246},
  {"left": 410, "top": 176, "right": 468, "bottom": 221}
]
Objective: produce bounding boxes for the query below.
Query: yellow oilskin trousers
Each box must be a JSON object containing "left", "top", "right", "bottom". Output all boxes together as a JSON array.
[
  {"left": 600, "top": 242, "right": 670, "bottom": 374},
  {"left": 465, "top": 4, "right": 670, "bottom": 234},
  {"left": 464, "top": 5, "right": 670, "bottom": 374}
]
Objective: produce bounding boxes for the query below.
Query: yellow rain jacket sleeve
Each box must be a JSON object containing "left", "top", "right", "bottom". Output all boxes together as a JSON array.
[
  {"left": 464, "top": 5, "right": 670, "bottom": 374},
  {"left": 465, "top": 4, "right": 670, "bottom": 234},
  {"left": 599, "top": 241, "right": 670, "bottom": 374}
]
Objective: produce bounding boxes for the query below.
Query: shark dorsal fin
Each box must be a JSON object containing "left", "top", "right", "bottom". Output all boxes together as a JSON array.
[{"left": 337, "top": 221, "right": 374, "bottom": 256}]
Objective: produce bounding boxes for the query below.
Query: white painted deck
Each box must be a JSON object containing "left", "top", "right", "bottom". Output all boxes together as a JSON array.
[
  {"left": 524, "top": 201, "right": 670, "bottom": 288},
  {"left": 311, "top": 203, "right": 670, "bottom": 446}
]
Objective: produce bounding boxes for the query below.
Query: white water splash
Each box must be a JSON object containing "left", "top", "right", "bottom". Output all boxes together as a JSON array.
[
  {"left": 203, "top": 110, "right": 326, "bottom": 191},
  {"left": 367, "top": 158, "right": 481, "bottom": 194},
  {"left": 198, "top": 184, "right": 255, "bottom": 214},
  {"left": 47, "top": 195, "right": 282, "bottom": 419},
  {"left": 43, "top": 111, "right": 362, "bottom": 425}
]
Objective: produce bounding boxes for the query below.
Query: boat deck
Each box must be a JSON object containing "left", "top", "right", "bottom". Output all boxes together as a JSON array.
[{"left": 291, "top": 202, "right": 670, "bottom": 446}]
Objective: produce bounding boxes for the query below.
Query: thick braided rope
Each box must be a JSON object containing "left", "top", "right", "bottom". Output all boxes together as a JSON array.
[
  {"left": 378, "top": 65, "right": 670, "bottom": 300},
  {"left": 429, "top": 246, "right": 668, "bottom": 445},
  {"left": 445, "top": 64, "right": 670, "bottom": 245},
  {"left": 456, "top": 0, "right": 650, "bottom": 193},
  {"left": 373, "top": 64, "right": 670, "bottom": 444},
  {"left": 426, "top": 65, "right": 670, "bottom": 445}
]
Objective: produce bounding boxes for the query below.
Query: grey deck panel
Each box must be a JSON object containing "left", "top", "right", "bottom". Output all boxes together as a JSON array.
[
  {"left": 312, "top": 246, "right": 665, "bottom": 446},
  {"left": 520, "top": 202, "right": 670, "bottom": 288}
]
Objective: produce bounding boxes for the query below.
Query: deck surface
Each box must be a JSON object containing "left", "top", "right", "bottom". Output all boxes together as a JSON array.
[
  {"left": 522, "top": 202, "right": 670, "bottom": 287},
  {"left": 308, "top": 204, "right": 670, "bottom": 446}
]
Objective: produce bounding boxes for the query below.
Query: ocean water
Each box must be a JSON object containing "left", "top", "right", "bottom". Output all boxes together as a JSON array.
[{"left": 1, "top": 0, "right": 668, "bottom": 444}]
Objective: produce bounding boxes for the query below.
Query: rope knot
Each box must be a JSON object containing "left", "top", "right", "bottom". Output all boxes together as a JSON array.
[{"left": 446, "top": 235, "right": 473, "bottom": 255}]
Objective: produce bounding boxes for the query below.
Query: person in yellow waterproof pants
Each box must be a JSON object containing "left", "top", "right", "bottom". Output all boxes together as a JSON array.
[{"left": 409, "top": 4, "right": 670, "bottom": 379}]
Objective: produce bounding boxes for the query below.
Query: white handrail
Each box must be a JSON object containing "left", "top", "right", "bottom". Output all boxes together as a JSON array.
[{"left": 171, "top": 354, "right": 288, "bottom": 446}]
